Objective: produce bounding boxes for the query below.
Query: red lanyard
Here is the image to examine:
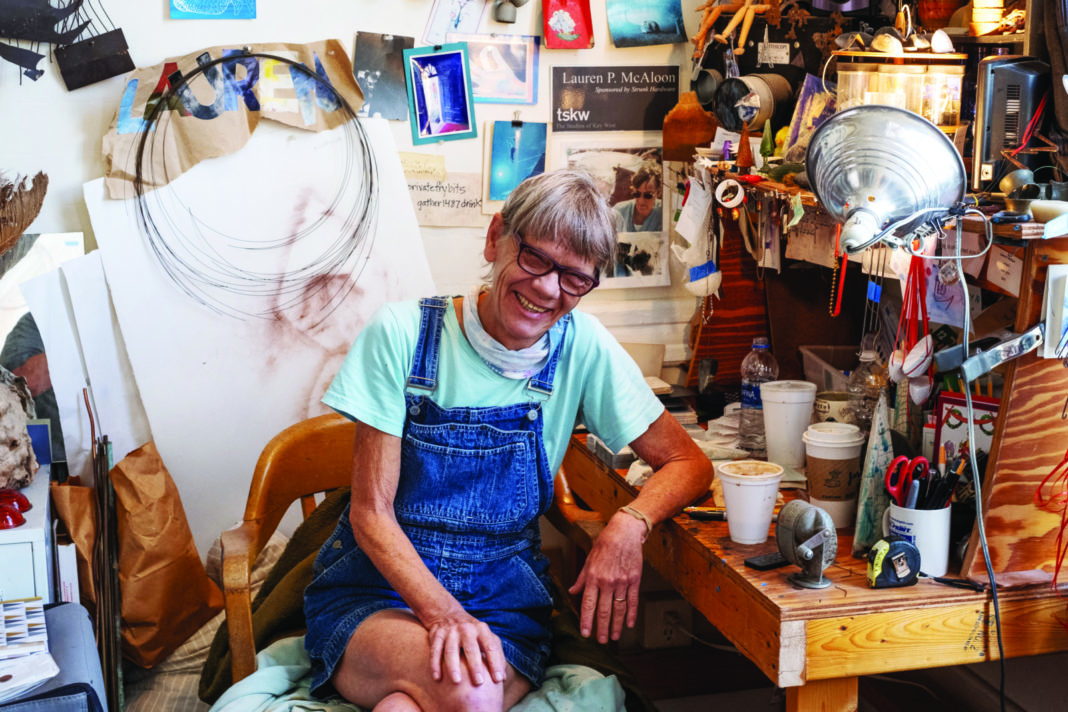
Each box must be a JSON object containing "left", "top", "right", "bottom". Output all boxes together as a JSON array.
[{"left": 1035, "top": 448, "right": 1068, "bottom": 592}]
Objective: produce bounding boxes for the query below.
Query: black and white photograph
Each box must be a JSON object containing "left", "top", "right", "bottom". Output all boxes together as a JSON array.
[
  {"left": 605, "top": 0, "right": 687, "bottom": 48},
  {"left": 554, "top": 138, "right": 669, "bottom": 288},
  {"left": 352, "top": 32, "right": 413, "bottom": 121},
  {"left": 447, "top": 33, "right": 540, "bottom": 104},
  {"left": 403, "top": 43, "right": 477, "bottom": 145}
]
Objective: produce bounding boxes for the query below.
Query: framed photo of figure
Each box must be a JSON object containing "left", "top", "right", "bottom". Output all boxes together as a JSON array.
[
  {"left": 403, "top": 43, "right": 478, "bottom": 145},
  {"left": 447, "top": 33, "right": 540, "bottom": 104},
  {"left": 553, "top": 136, "right": 669, "bottom": 288}
]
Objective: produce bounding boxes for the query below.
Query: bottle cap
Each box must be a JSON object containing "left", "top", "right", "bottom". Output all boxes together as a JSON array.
[{"left": 753, "top": 337, "right": 769, "bottom": 348}]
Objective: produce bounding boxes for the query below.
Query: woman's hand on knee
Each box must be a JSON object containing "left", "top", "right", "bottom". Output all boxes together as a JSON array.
[{"left": 427, "top": 610, "right": 508, "bottom": 687}]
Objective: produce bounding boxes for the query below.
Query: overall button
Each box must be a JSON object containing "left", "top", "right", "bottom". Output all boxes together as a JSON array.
[
  {"left": 409, "top": 404, "right": 421, "bottom": 416},
  {"left": 522, "top": 527, "right": 535, "bottom": 540},
  {"left": 332, "top": 539, "right": 343, "bottom": 549},
  {"left": 526, "top": 409, "right": 538, "bottom": 421}
]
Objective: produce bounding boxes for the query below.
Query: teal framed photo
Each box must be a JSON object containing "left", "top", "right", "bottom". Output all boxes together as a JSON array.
[{"left": 403, "top": 43, "right": 478, "bottom": 145}]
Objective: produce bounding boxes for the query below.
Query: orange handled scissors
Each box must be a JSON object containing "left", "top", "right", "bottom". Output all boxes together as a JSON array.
[{"left": 885, "top": 456, "right": 930, "bottom": 507}]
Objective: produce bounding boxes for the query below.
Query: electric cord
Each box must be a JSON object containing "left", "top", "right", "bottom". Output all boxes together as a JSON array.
[{"left": 952, "top": 217, "right": 1008, "bottom": 712}]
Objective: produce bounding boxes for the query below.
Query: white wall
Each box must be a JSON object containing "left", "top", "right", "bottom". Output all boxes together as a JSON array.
[{"left": 2, "top": 0, "right": 703, "bottom": 365}]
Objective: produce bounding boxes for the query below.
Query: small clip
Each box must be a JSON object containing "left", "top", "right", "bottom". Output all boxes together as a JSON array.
[{"left": 512, "top": 110, "right": 523, "bottom": 128}]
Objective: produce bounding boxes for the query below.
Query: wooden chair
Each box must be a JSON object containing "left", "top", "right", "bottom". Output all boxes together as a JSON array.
[
  {"left": 220, "top": 412, "right": 355, "bottom": 683},
  {"left": 219, "top": 411, "right": 605, "bottom": 685}
]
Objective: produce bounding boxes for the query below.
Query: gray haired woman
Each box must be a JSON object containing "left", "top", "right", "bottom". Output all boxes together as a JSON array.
[{"left": 304, "top": 168, "right": 712, "bottom": 711}]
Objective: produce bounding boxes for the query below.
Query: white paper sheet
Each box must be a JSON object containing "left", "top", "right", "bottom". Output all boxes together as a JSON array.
[
  {"left": 20, "top": 271, "right": 93, "bottom": 483},
  {"left": 60, "top": 253, "right": 152, "bottom": 465},
  {"left": 85, "top": 119, "right": 436, "bottom": 555}
]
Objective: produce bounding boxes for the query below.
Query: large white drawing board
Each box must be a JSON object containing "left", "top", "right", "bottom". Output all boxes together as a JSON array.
[{"left": 85, "top": 118, "right": 435, "bottom": 555}]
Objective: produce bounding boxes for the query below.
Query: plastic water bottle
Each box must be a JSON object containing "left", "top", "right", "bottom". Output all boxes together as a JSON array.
[
  {"left": 846, "top": 350, "right": 887, "bottom": 435},
  {"left": 739, "top": 337, "right": 779, "bottom": 457}
]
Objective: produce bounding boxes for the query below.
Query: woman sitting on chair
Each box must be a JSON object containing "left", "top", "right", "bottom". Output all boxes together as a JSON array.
[{"left": 303, "top": 169, "right": 713, "bottom": 711}]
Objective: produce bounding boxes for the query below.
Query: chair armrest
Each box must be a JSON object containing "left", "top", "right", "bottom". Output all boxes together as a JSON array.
[
  {"left": 221, "top": 522, "right": 260, "bottom": 683},
  {"left": 546, "top": 471, "right": 605, "bottom": 553}
]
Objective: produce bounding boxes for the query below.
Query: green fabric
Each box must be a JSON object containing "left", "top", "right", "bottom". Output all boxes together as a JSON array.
[
  {"left": 210, "top": 635, "right": 624, "bottom": 712},
  {"left": 199, "top": 489, "right": 656, "bottom": 712}
]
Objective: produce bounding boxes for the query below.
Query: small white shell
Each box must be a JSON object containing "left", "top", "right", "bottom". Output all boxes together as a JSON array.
[
  {"left": 888, "top": 348, "right": 907, "bottom": 383},
  {"left": 903, "top": 334, "right": 933, "bottom": 378},
  {"left": 909, "top": 374, "right": 933, "bottom": 405}
]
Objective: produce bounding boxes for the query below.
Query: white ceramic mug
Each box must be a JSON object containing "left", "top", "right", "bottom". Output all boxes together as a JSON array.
[{"left": 882, "top": 503, "right": 952, "bottom": 577}]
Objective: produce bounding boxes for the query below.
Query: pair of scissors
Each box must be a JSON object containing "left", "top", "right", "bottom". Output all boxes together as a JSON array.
[{"left": 885, "top": 456, "right": 931, "bottom": 507}]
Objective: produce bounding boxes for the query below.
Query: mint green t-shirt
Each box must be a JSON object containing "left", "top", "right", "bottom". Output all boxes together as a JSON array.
[{"left": 322, "top": 299, "right": 664, "bottom": 475}]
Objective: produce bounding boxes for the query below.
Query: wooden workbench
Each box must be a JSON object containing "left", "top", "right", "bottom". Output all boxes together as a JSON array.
[{"left": 557, "top": 439, "right": 1068, "bottom": 712}]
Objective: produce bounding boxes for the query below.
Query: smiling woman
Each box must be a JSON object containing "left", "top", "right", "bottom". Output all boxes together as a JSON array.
[{"left": 302, "top": 168, "right": 714, "bottom": 711}]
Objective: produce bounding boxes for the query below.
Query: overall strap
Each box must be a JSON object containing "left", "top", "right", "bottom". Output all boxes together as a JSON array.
[
  {"left": 527, "top": 313, "right": 572, "bottom": 396},
  {"left": 406, "top": 297, "right": 450, "bottom": 391}
]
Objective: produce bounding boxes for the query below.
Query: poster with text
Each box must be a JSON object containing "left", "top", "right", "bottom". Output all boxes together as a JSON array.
[{"left": 552, "top": 65, "right": 678, "bottom": 131}]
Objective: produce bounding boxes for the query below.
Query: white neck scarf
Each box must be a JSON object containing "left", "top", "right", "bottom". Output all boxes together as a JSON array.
[{"left": 463, "top": 285, "right": 550, "bottom": 380}]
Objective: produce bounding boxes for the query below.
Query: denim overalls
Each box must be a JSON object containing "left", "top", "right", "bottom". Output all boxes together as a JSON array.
[{"left": 304, "top": 297, "right": 569, "bottom": 697}]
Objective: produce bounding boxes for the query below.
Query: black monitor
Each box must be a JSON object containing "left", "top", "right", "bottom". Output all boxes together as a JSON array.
[{"left": 972, "top": 55, "right": 1051, "bottom": 191}]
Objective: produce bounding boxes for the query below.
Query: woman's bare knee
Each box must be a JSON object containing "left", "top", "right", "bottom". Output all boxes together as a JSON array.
[{"left": 374, "top": 691, "right": 422, "bottom": 711}]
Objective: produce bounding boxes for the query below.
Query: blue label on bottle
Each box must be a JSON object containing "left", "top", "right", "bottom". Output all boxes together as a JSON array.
[{"left": 741, "top": 382, "right": 763, "bottom": 409}]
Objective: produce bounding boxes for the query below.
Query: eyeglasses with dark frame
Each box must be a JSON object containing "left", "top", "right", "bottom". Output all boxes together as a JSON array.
[
  {"left": 511, "top": 234, "right": 600, "bottom": 297},
  {"left": 631, "top": 190, "right": 657, "bottom": 200}
]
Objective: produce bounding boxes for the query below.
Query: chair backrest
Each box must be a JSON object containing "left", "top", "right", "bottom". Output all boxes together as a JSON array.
[{"left": 242, "top": 412, "right": 355, "bottom": 558}]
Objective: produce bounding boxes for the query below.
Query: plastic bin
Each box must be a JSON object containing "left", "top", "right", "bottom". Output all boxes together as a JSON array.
[{"left": 799, "top": 345, "right": 857, "bottom": 393}]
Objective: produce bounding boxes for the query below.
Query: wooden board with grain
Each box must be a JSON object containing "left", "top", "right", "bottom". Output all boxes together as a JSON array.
[
  {"left": 686, "top": 215, "right": 769, "bottom": 388},
  {"left": 962, "top": 236, "right": 1068, "bottom": 583},
  {"left": 558, "top": 437, "right": 1068, "bottom": 692}
]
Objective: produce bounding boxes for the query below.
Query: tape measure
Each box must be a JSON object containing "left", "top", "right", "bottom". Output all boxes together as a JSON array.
[{"left": 867, "top": 535, "right": 921, "bottom": 588}]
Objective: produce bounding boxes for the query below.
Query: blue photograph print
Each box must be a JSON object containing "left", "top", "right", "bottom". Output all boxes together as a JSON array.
[
  {"left": 489, "top": 121, "right": 547, "bottom": 202},
  {"left": 404, "top": 43, "right": 477, "bottom": 145},
  {"left": 606, "top": 0, "right": 686, "bottom": 48},
  {"left": 171, "top": 0, "right": 256, "bottom": 19}
]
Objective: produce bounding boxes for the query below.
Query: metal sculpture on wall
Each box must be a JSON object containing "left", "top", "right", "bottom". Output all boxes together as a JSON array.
[
  {"left": 118, "top": 45, "right": 379, "bottom": 324},
  {"left": 0, "top": 0, "right": 133, "bottom": 89}
]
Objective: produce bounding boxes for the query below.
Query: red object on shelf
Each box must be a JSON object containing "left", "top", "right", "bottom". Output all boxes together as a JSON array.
[
  {"left": 0, "top": 502, "right": 25, "bottom": 529},
  {"left": 0, "top": 487, "right": 32, "bottom": 512},
  {"left": 543, "top": 0, "right": 594, "bottom": 49}
]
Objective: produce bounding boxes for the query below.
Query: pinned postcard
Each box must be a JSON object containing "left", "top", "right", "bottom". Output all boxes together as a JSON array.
[
  {"left": 353, "top": 32, "right": 414, "bottom": 121},
  {"left": 424, "top": 0, "right": 488, "bottom": 46},
  {"left": 447, "top": 34, "right": 540, "bottom": 104},
  {"left": 605, "top": 0, "right": 686, "bottom": 48},
  {"left": 404, "top": 43, "right": 478, "bottom": 145},
  {"left": 484, "top": 120, "right": 547, "bottom": 212}
]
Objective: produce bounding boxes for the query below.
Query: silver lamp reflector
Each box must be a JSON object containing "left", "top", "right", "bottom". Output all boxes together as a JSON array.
[{"left": 806, "top": 105, "right": 966, "bottom": 253}]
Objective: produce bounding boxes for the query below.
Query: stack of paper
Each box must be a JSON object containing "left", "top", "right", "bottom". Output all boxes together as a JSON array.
[
  {"left": 0, "top": 598, "right": 58, "bottom": 703},
  {"left": 1041, "top": 264, "right": 1068, "bottom": 359}
]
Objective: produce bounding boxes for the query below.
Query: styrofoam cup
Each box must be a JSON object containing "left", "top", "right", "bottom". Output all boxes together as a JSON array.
[
  {"left": 883, "top": 502, "right": 952, "bottom": 577},
  {"left": 761, "top": 381, "right": 817, "bottom": 468},
  {"left": 717, "top": 460, "right": 784, "bottom": 545},
  {"left": 803, "top": 422, "right": 867, "bottom": 528}
]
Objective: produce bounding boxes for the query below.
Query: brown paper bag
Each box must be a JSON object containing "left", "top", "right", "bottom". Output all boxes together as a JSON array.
[
  {"left": 50, "top": 478, "right": 98, "bottom": 607},
  {"left": 110, "top": 441, "right": 224, "bottom": 668}
]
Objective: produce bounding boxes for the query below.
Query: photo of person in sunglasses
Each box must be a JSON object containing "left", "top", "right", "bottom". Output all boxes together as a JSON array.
[{"left": 611, "top": 161, "right": 662, "bottom": 233}]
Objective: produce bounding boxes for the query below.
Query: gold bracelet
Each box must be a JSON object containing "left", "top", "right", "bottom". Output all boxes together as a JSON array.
[{"left": 619, "top": 505, "right": 653, "bottom": 539}]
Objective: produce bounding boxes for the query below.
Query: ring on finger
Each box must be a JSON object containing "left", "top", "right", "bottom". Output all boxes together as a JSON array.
[{"left": 613, "top": 596, "right": 626, "bottom": 603}]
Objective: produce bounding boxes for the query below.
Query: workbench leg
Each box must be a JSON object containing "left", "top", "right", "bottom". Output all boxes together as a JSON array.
[{"left": 786, "top": 677, "right": 859, "bottom": 712}]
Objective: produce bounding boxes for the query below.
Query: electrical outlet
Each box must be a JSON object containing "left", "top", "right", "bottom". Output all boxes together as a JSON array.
[{"left": 641, "top": 595, "right": 692, "bottom": 649}]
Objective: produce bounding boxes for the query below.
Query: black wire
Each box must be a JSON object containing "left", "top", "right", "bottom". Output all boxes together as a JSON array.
[{"left": 130, "top": 50, "right": 378, "bottom": 325}]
